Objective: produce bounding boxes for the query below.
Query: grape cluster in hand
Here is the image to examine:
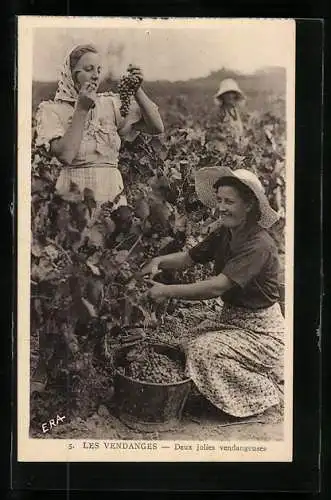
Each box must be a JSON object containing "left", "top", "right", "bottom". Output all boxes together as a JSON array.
[
  {"left": 118, "top": 70, "right": 141, "bottom": 117},
  {"left": 119, "top": 347, "right": 186, "bottom": 384}
]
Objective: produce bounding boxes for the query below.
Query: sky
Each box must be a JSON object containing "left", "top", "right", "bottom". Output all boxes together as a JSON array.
[{"left": 32, "top": 19, "right": 295, "bottom": 82}]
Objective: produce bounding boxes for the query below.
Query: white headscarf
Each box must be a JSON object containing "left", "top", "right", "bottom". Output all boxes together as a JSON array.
[{"left": 54, "top": 45, "right": 98, "bottom": 104}]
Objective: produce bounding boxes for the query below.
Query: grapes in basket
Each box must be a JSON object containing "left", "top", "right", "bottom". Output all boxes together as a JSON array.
[{"left": 118, "top": 345, "right": 186, "bottom": 384}]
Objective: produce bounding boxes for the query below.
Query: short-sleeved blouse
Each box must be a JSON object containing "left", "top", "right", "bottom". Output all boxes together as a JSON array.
[
  {"left": 188, "top": 224, "right": 280, "bottom": 309},
  {"left": 34, "top": 92, "right": 149, "bottom": 167}
]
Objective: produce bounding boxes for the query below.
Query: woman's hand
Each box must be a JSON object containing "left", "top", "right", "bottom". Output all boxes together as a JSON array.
[
  {"left": 147, "top": 280, "right": 169, "bottom": 302},
  {"left": 77, "top": 82, "right": 97, "bottom": 111},
  {"left": 127, "top": 65, "right": 164, "bottom": 134},
  {"left": 136, "top": 257, "right": 161, "bottom": 279},
  {"left": 128, "top": 64, "right": 143, "bottom": 93}
]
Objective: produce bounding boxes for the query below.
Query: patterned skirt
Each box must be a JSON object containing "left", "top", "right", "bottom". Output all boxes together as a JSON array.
[{"left": 186, "top": 302, "right": 285, "bottom": 417}]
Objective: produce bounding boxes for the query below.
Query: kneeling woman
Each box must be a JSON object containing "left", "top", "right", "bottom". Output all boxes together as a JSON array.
[{"left": 140, "top": 167, "right": 284, "bottom": 418}]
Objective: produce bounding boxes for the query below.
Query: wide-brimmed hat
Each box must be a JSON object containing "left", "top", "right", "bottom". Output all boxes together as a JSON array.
[
  {"left": 195, "top": 166, "right": 279, "bottom": 229},
  {"left": 214, "top": 78, "right": 245, "bottom": 100}
]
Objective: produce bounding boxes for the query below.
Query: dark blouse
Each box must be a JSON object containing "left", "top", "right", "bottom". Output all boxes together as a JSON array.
[{"left": 188, "top": 224, "right": 280, "bottom": 309}]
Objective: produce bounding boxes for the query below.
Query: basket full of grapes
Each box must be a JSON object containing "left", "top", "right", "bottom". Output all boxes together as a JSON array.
[{"left": 113, "top": 342, "right": 192, "bottom": 432}]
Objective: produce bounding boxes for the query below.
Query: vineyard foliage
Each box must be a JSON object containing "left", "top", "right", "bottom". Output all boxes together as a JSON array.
[{"left": 30, "top": 73, "right": 286, "bottom": 422}]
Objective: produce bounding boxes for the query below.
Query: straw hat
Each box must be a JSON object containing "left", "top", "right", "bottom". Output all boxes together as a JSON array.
[
  {"left": 214, "top": 78, "right": 245, "bottom": 100},
  {"left": 195, "top": 166, "right": 279, "bottom": 229}
]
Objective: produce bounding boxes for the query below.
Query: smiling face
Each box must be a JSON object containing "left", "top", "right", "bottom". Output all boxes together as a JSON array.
[
  {"left": 72, "top": 52, "right": 102, "bottom": 91},
  {"left": 215, "top": 185, "right": 252, "bottom": 228}
]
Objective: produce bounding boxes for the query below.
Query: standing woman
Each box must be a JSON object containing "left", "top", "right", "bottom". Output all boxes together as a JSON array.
[
  {"left": 214, "top": 78, "right": 246, "bottom": 147},
  {"left": 31, "top": 44, "right": 164, "bottom": 394},
  {"left": 139, "top": 166, "right": 284, "bottom": 418},
  {"left": 35, "top": 44, "right": 164, "bottom": 212}
]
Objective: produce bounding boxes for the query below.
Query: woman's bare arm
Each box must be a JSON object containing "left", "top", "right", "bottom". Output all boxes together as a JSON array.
[
  {"left": 50, "top": 107, "right": 89, "bottom": 164},
  {"left": 151, "top": 273, "right": 233, "bottom": 301},
  {"left": 50, "top": 83, "right": 96, "bottom": 165},
  {"left": 137, "top": 251, "right": 194, "bottom": 278},
  {"left": 158, "top": 251, "right": 193, "bottom": 270},
  {"left": 134, "top": 88, "right": 164, "bottom": 135}
]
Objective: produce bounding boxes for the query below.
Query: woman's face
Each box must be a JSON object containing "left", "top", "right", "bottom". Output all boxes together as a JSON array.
[
  {"left": 216, "top": 185, "right": 251, "bottom": 228},
  {"left": 72, "top": 52, "right": 102, "bottom": 91},
  {"left": 222, "top": 91, "right": 239, "bottom": 106}
]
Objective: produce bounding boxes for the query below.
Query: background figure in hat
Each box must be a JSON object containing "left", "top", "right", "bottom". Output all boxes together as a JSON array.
[
  {"left": 214, "top": 78, "right": 246, "bottom": 147},
  {"left": 214, "top": 79, "right": 285, "bottom": 227},
  {"left": 139, "top": 166, "right": 284, "bottom": 419}
]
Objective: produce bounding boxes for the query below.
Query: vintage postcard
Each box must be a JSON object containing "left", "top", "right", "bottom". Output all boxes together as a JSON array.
[{"left": 17, "top": 16, "right": 295, "bottom": 462}]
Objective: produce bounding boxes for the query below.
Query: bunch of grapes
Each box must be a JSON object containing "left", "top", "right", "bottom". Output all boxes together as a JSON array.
[
  {"left": 118, "top": 68, "right": 141, "bottom": 118},
  {"left": 94, "top": 201, "right": 115, "bottom": 235},
  {"left": 120, "top": 347, "right": 186, "bottom": 384},
  {"left": 110, "top": 205, "right": 133, "bottom": 234},
  {"left": 115, "top": 260, "right": 133, "bottom": 283},
  {"left": 99, "top": 201, "right": 114, "bottom": 220}
]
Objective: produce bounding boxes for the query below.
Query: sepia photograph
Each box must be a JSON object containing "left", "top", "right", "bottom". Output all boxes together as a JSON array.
[{"left": 17, "top": 17, "right": 295, "bottom": 462}]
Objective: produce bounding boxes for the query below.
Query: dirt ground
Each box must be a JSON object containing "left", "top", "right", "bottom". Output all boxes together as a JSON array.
[{"left": 31, "top": 393, "right": 284, "bottom": 441}]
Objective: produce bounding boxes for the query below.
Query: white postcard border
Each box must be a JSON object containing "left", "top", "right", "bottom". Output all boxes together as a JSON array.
[{"left": 17, "top": 16, "right": 295, "bottom": 463}]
